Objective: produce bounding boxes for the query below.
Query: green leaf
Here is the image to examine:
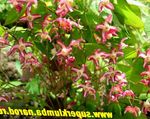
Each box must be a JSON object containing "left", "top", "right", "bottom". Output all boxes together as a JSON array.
[
  {"left": 123, "top": 47, "right": 137, "bottom": 59},
  {"left": 114, "top": 0, "right": 144, "bottom": 28},
  {"left": 1, "top": 81, "right": 23, "bottom": 89},
  {"left": 26, "top": 76, "right": 40, "bottom": 95},
  {"left": 4, "top": 7, "right": 25, "bottom": 25}
]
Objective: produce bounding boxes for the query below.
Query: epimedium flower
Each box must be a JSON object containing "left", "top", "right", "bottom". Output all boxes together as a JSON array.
[
  {"left": 0, "top": 33, "right": 9, "bottom": 48},
  {"left": 57, "top": 40, "right": 72, "bottom": 57},
  {"left": 118, "top": 38, "right": 128, "bottom": 50},
  {"left": 20, "top": 8, "right": 41, "bottom": 29},
  {"left": 72, "top": 64, "right": 90, "bottom": 81},
  {"left": 42, "top": 15, "right": 52, "bottom": 29},
  {"left": 8, "top": 0, "right": 25, "bottom": 12},
  {"left": 96, "top": 14, "right": 118, "bottom": 43},
  {"left": 109, "top": 85, "right": 123, "bottom": 102},
  {"left": 98, "top": 0, "right": 114, "bottom": 13},
  {"left": 36, "top": 30, "right": 52, "bottom": 42},
  {"left": 69, "top": 38, "right": 85, "bottom": 50},
  {"left": 55, "top": 17, "right": 83, "bottom": 32},
  {"left": 88, "top": 49, "right": 109, "bottom": 70},
  {"left": 142, "top": 99, "right": 150, "bottom": 114},
  {"left": 107, "top": 48, "right": 124, "bottom": 64},
  {"left": 122, "top": 90, "right": 135, "bottom": 99},
  {"left": 55, "top": 0, "right": 73, "bottom": 17},
  {"left": 77, "top": 81, "right": 96, "bottom": 99},
  {"left": 7, "top": 38, "right": 32, "bottom": 58},
  {"left": 65, "top": 56, "right": 75, "bottom": 67},
  {"left": 124, "top": 106, "right": 140, "bottom": 117},
  {"left": 139, "top": 48, "right": 150, "bottom": 68},
  {"left": 100, "top": 67, "right": 126, "bottom": 84}
]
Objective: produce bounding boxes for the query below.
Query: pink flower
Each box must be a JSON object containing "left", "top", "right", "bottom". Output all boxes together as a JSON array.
[
  {"left": 118, "top": 38, "right": 128, "bottom": 50},
  {"left": 98, "top": 0, "right": 114, "bottom": 13},
  {"left": 65, "top": 56, "right": 75, "bottom": 67},
  {"left": 7, "top": 38, "right": 32, "bottom": 58},
  {"left": 100, "top": 67, "right": 126, "bottom": 84},
  {"left": 88, "top": 49, "right": 109, "bottom": 69},
  {"left": 124, "top": 106, "right": 140, "bottom": 117},
  {"left": 140, "top": 79, "right": 150, "bottom": 86},
  {"left": 8, "top": 0, "right": 25, "bottom": 12},
  {"left": 106, "top": 48, "right": 124, "bottom": 64},
  {"left": 56, "top": 18, "right": 82, "bottom": 32},
  {"left": 72, "top": 64, "right": 89, "bottom": 81},
  {"left": 56, "top": 0, "right": 73, "bottom": 17},
  {"left": 122, "top": 90, "right": 135, "bottom": 98},
  {"left": 20, "top": 9, "right": 41, "bottom": 29},
  {"left": 21, "top": 53, "right": 41, "bottom": 72},
  {"left": 78, "top": 81, "right": 96, "bottom": 99},
  {"left": 96, "top": 14, "right": 118, "bottom": 43},
  {"left": 57, "top": 40, "right": 72, "bottom": 57},
  {"left": 0, "top": 33, "right": 9, "bottom": 48},
  {"left": 36, "top": 30, "right": 51, "bottom": 42},
  {"left": 42, "top": 15, "right": 52, "bottom": 29},
  {"left": 69, "top": 38, "right": 85, "bottom": 49},
  {"left": 139, "top": 48, "right": 150, "bottom": 67},
  {"left": 142, "top": 99, "right": 150, "bottom": 114}
]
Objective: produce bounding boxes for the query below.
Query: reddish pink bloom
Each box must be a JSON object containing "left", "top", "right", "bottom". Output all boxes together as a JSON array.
[
  {"left": 56, "top": 0, "right": 73, "bottom": 17},
  {"left": 88, "top": 49, "right": 109, "bottom": 69},
  {"left": 72, "top": 64, "right": 89, "bottom": 81},
  {"left": 78, "top": 81, "right": 96, "bottom": 99},
  {"left": 109, "top": 85, "right": 123, "bottom": 102},
  {"left": 8, "top": 0, "right": 25, "bottom": 12},
  {"left": 65, "top": 56, "right": 75, "bottom": 67},
  {"left": 118, "top": 38, "right": 128, "bottom": 50},
  {"left": 98, "top": 0, "right": 114, "bottom": 13},
  {"left": 21, "top": 53, "right": 41, "bottom": 72},
  {"left": 139, "top": 48, "right": 150, "bottom": 67},
  {"left": 122, "top": 90, "right": 135, "bottom": 98},
  {"left": 36, "top": 31, "right": 51, "bottom": 42},
  {"left": 20, "top": 9, "right": 41, "bottom": 29},
  {"left": 142, "top": 100, "right": 150, "bottom": 114},
  {"left": 42, "top": 15, "right": 52, "bottom": 29},
  {"left": 20, "top": 52, "right": 36, "bottom": 64},
  {"left": 69, "top": 38, "right": 85, "bottom": 49},
  {"left": 96, "top": 14, "right": 118, "bottom": 43},
  {"left": 7, "top": 38, "right": 32, "bottom": 58},
  {"left": 106, "top": 48, "right": 124, "bottom": 63},
  {"left": 140, "top": 65, "right": 150, "bottom": 77},
  {"left": 141, "top": 79, "right": 150, "bottom": 86},
  {"left": 124, "top": 106, "right": 140, "bottom": 117},
  {"left": 56, "top": 18, "right": 82, "bottom": 32},
  {"left": 100, "top": 67, "right": 126, "bottom": 84},
  {"left": 0, "top": 33, "right": 9, "bottom": 48},
  {"left": 57, "top": 40, "right": 72, "bottom": 57}
]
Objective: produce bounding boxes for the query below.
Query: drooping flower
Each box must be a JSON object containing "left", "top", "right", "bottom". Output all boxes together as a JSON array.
[
  {"left": 100, "top": 67, "right": 126, "bottom": 84},
  {"left": 96, "top": 14, "right": 118, "bottom": 43},
  {"left": 20, "top": 8, "right": 41, "bottom": 29},
  {"left": 42, "top": 15, "right": 52, "bottom": 29},
  {"left": 65, "top": 56, "right": 75, "bottom": 67},
  {"left": 122, "top": 90, "right": 135, "bottom": 99},
  {"left": 56, "top": 18, "right": 82, "bottom": 32},
  {"left": 72, "top": 64, "right": 89, "bottom": 81},
  {"left": 118, "top": 38, "right": 128, "bottom": 50},
  {"left": 88, "top": 49, "right": 109, "bottom": 69},
  {"left": 124, "top": 106, "right": 140, "bottom": 117},
  {"left": 7, "top": 38, "right": 32, "bottom": 58},
  {"left": 8, "top": 0, "right": 25, "bottom": 12},
  {"left": 107, "top": 48, "right": 124, "bottom": 64},
  {"left": 98, "top": 0, "right": 114, "bottom": 13},
  {"left": 57, "top": 40, "right": 72, "bottom": 57},
  {"left": 139, "top": 49, "right": 150, "bottom": 67},
  {"left": 78, "top": 81, "right": 96, "bottom": 99},
  {"left": 56, "top": 0, "right": 73, "bottom": 17},
  {"left": 142, "top": 99, "right": 150, "bottom": 114},
  {"left": 0, "top": 33, "right": 9, "bottom": 48},
  {"left": 36, "top": 30, "right": 52, "bottom": 42},
  {"left": 21, "top": 53, "right": 41, "bottom": 72},
  {"left": 69, "top": 38, "right": 85, "bottom": 49}
]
